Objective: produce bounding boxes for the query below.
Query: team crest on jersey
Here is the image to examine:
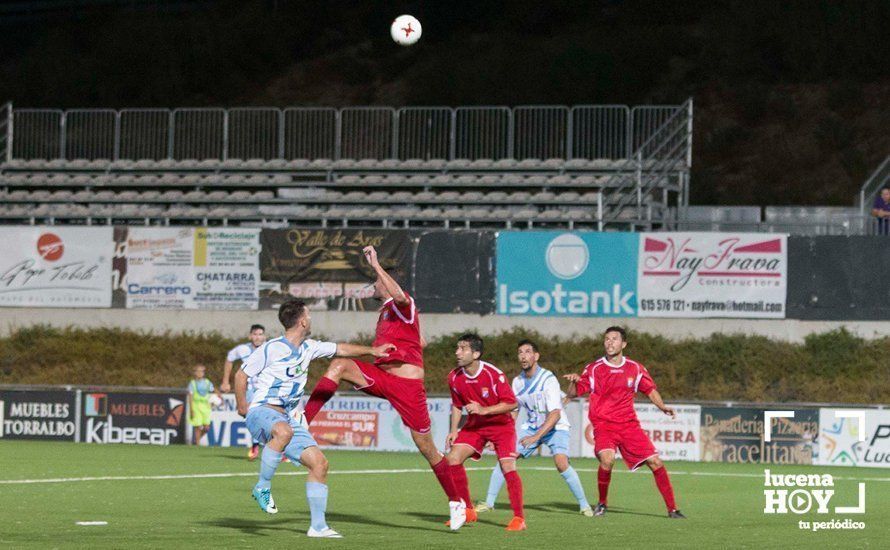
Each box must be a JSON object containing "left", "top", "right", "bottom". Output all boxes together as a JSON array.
[
  {"left": 383, "top": 311, "right": 391, "bottom": 320},
  {"left": 626, "top": 377, "right": 634, "bottom": 388},
  {"left": 482, "top": 387, "right": 490, "bottom": 398}
]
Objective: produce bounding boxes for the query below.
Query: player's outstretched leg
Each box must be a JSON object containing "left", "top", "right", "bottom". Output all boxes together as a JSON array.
[
  {"left": 595, "top": 450, "right": 615, "bottom": 517},
  {"left": 252, "top": 419, "right": 293, "bottom": 514},
  {"left": 499, "top": 459, "right": 526, "bottom": 531},
  {"left": 303, "top": 359, "right": 368, "bottom": 423},
  {"left": 554, "top": 454, "right": 592, "bottom": 516},
  {"left": 645, "top": 457, "right": 685, "bottom": 518}
]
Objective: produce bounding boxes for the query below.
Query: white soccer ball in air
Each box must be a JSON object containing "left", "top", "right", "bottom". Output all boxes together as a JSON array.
[
  {"left": 391, "top": 15, "right": 422, "bottom": 46},
  {"left": 208, "top": 394, "right": 223, "bottom": 408}
]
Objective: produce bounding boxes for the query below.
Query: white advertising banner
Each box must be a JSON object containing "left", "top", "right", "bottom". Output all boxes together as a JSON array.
[
  {"left": 0, "top": 227, "right": 112, "bottom": 307},
  {"left": 124, "top": 228, "right": 260, "bottom": 310},
  {"left": 192, "top": 228, "right": 260, "bottom": 310},
  {"left": 125, "top": 228, "right": 194, "bottom": 309},
  {"left": 637, "top": 232, "right": 787, "bottom": 318},
  {"left": 818, "top": 408, "right": 890, "bottom": 468},
  {"left": 580, "top": 403, "right": 701, "bottom": 462}
]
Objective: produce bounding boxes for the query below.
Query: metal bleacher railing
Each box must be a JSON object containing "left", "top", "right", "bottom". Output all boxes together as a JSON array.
[
  {"left": 2, "top": 103, "right": 688, "bottom": 163},
  {"left": 859, "top": 155, "right": 890, "bottom": 217}
]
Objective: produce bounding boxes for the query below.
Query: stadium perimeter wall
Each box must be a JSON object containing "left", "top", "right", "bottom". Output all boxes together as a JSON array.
[
  {"left": 2, "top": 386, "right": 886, "bottom": 468},
  {"left": 3, "top": 308, "right": 890, "bottom": 343}
]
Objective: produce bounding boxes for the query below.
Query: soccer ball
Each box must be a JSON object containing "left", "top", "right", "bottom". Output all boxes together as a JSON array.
[
  {"left": 391, "top": 15, "right": 422, "bottom": 46},
  {"left": 208, "top": 394, "right": 223, "bottom": 408}
]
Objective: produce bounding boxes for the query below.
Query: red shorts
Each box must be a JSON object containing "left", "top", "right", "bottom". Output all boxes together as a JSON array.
[
  {"left": 592, "top": 420, "right": 658, "bottom": 471},
  {"left": 454, "top": 423, "right": 518, "bottom": 461},
  {"left": 353, "top": 360, "right": 431, "bottom": 434}
]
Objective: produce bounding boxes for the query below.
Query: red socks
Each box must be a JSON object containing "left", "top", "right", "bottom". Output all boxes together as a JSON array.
[
  {"left": 303, "top": 377, "right": 338, "bottom": 423},
  {"left": 598, "top": 466, "right": 612, "bottom": 505},
  {"left": 432, "top": 459, "right": 460, "bottom": 502},
  {"left": 504, "top": 470, "right": 524, "bottom": 519},
  {"left": 450, "top": 464, "right": 473, "bottom": 507},
  {"left": 652, "top": 466, "right": 677, "bottom": 511}
]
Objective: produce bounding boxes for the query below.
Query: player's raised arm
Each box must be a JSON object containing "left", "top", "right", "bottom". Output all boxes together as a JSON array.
[
  {"left": 363, "top": 245, "right": 409, "bottom": 306},
  {"left": 335, "top": 342, "right": 396, "bottom": 358}
]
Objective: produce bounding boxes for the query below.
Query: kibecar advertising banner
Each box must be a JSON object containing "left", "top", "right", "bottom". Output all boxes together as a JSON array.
[
  {"left": 699, "top": 407, "right": 818, "bottom": 465},
  {"left": 0, "top": 390, "right": 78, "bottom": 441},
  {"left": 818, "top": 408, "right": 890, "bottom": 468},
  {"left": 0, "top": 227, "right": 112, "bottom": 307},
  {"left": 637, "top": 232, "right": 787, "bottom": 318},
  {"left": 121, "top": 227, "right": 260, "bottom": 310},
  {"left": 259, "top": 229, "right": 412, "bottom": 311},
  {"left": 497, "top": 232, "right": 638, "bottom": 316},
  {"left": 80, "top": 391, "right": 187, "bottom": 445}
]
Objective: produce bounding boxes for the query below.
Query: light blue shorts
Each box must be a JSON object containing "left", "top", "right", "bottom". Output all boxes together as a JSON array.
[
  {"left": 245, "top": 406, "right": 317, "bottom": 461},
  {"left": 517, "top": 427, "right": 571, "bottom": 459}
]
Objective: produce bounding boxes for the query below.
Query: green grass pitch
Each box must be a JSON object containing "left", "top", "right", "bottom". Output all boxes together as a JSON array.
[{"left": 1, "top": 441, "right": 887, "bottom": 549}]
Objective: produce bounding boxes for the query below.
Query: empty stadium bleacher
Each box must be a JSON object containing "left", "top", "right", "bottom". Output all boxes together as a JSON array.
[{"left": 0, "top": 103, "right": 692, "bottom": 230}]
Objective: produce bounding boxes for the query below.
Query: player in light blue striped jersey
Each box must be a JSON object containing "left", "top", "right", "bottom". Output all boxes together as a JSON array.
[
  {"left": 234, "top": 299, "right": 395, "bottom": 539},
  {"left": 220, "top": 323, "right": 266, "bottom": 460},
  {"left": 477, "top": 339, "right": 593, "bottom": 516}
]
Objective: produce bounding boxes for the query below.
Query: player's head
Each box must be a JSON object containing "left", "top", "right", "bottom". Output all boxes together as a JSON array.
[
  {"left": 279, "top": 299, "right": 310, "bottom": 334},
  {"left": 248, "top": 324, "right": 266, "bottom": 347},
  {"left": 192, "top": 364, "right": 206, "bottom": 378},
  {"left": 517, "top": 339, "right": 539, "bottom": 371},
  {"left": 603, "top": 326, "right": 628, "bottom": 358},
  {"left": 455, "top": 333, "right": 483, "bottom": 367}
]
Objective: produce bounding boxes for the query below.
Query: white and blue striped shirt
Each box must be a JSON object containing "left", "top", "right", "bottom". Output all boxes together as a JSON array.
[
  {"left": 228, "top": 342, "right": 258, "bottom": 388},
  {"left": 512, "top": 366, "right": 570, "bottom": 432},
  {"left": 241, "top": 337, "right": 337, "bottom": 411}
]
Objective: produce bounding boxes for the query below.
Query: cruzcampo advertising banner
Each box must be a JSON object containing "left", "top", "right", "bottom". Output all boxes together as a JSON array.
[{"left": 496, "top": 232, "right": 638, "bottom": 316}]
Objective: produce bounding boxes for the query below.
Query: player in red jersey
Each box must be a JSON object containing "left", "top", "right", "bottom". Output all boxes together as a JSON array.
[
  {"left": 445, "top": 333, "right": 527, "bottom": 532},
  {"left": 565, "top": 326, "right": 686, "bottom": 519},
  {"left": 303, "top": 245, "right": 465, "bottom": 528}
]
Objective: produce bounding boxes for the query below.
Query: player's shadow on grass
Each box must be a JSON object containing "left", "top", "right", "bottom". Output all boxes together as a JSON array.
[
  {"left": 603, "top": 506, "right": 666, "bottom": 518},
  {"left": 402, "top": 511, "right": 501, "bottom": 528},
  {"left": 524, "top": 501, "right": 581, "bottom": 514},
  {"left": 327, "top": 512, "right": 445, "bottom": 533},
  {"left": 201, "top": 517, "right": 297, "bottom": 536}
]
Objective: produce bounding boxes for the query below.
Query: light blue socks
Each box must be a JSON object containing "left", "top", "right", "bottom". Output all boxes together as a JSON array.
[
  {"left": 485, "top": 465, "right": 506, "bottom": 507},
  {"left": 561, "top": 466, "right": 590, "bottom": 509},
  {"left": 256, "top": 447, "right": 282, "bottom": 490},
  {"left": 306, "top": 481, "right": 329, "bottom": 531}
]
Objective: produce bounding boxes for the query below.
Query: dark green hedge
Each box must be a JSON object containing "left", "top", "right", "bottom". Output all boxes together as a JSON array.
[{"left": 1, "top": 325, "right": 887, "bottom": 404}]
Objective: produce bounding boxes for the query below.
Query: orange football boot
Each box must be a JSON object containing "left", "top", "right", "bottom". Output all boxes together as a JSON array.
[{"left": 505, "top": 516, "right": 527, "bottom": 531}]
